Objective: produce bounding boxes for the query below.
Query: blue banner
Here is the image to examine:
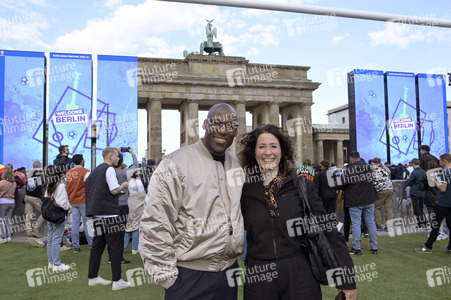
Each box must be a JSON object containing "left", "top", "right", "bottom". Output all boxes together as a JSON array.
[
  {"left": 1, "top": 50, "right": 45, "bottom": 169},
  {"left": 350, "top": 69, "right": 387, "bottom": 163},
  {"left": 97, "top": 55, "right": 138, "bottom": 167},
  {"left": 417, "top": 73, "right": 449, "bottom": 157},
  {"left": 383, "top": 72, "right": 420, "bottom": 165},
  {"left": 34, "top": 52, "right": 93, "bottom": 167}
]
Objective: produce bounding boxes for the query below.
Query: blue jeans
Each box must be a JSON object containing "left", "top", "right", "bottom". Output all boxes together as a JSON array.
[
  {"left": 241, "top": 230, "right": 247, "bottom": 261},
  {"left": 349, "top": 204, "right": 378, "bottom": 250},
  {"left": 47, "top": 221, "right": 65, "bottom": 265},
  {"left": 124, "top": 230, "right": 139, "bottom": 250},
  {"left": 71, "top": 205, "right": 93, "bottom": 249}
]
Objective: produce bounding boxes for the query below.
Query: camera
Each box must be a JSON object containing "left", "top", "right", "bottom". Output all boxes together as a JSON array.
[{"left": 120, "top": 147, "right": 130, "bottom": 153}]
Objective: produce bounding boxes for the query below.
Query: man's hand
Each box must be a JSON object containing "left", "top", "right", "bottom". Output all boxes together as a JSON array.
[
  {"left": 111, "top": 182, "right": 129, "bottom": 195},
  {"left": 120, "top": 182, "right": 129, "bottom": 190}
]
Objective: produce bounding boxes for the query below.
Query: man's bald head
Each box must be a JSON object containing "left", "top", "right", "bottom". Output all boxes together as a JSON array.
[{"left": 207, "top": 103, "right": 237, "bottom": 121}]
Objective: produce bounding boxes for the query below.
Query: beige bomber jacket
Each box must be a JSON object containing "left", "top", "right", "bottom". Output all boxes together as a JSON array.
[{"left": 139, "top": 139, "right": 245, "bottom": 289}]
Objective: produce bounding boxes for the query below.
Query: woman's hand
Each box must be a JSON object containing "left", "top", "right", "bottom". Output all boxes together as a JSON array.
[{"left": 339, "top": 289, "right": 357, "bottom": 300}]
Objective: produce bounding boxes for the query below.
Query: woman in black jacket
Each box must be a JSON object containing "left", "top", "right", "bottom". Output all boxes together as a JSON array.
[{"left": 239, "top": 124, "right": 356, "bottom": 300}]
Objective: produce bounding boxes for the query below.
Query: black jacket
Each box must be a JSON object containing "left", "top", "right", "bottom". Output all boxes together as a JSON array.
[
  {"left": 406, "top": 167, "right": 426, "bottom": 197},
  {"left": 241, "top": 171, "right": 356, "bottom": 289},
  {"left": 420, "top": 153, "right": 439, "bottom": 171},
  {"left": 53, "top": 154, "right": 74, "bottom": 168},
  {"left": 86, "top": 163, "right": 119, "bottom": 216},
  {"left": 315, "top": 170, "right": 337, "bottom": 199},
  {"left": 338, "top": 161, "right": 379, "bottom": 207}
]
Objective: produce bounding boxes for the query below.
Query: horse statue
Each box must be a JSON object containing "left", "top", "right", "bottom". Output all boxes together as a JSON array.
[{"left": 200, "top": 19, "right": 224, "bottom": 56}]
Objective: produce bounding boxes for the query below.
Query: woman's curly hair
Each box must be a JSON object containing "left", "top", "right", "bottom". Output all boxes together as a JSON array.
[{"left": 239, "top": 124, "right": 295, "bottom": 178}]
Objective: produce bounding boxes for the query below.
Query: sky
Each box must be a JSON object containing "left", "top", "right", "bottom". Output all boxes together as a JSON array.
[{"left": 1, "top": 0, "right": 451, "bottom": 159}]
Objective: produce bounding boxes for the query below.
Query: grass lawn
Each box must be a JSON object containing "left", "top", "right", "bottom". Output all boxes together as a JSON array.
[{"left": 1, "top": 233, "right": 450, "bottom": 300}]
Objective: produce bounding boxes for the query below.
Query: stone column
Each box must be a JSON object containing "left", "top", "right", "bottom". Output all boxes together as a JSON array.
[
  {"left": 269, "top": 102, "right": 280, "bottom": 127},
  {"left": 147, "top": 98, "right": 162, "bottom": 160},
  {"left": 317, "top": 139, "right": 324, "bottom": 163},
  {"left": 300, "top": 103, "right": 314, "bottom": 161},
  {"left": 187, "top": 100, "right": 199, "bottom": 145},
  {"left": 233, "top": 101, "right": 246, "bottom": 155},
  {"left": 337, "top": 140, "right": 344, "bottom": 167}
]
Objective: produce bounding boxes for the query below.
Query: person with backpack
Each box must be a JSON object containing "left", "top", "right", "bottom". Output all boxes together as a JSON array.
[
  {"left": 406, "top": 158, "right": 428, "bottom": 229},
  {"left": 25, "top": 161, "right": 46, "bottom": 238},
  {"left": 419, "top": 145, "right": 440, "bottom": 171}
]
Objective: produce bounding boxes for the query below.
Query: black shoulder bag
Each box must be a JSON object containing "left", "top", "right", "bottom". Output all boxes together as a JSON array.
[
  {"left": 293, "top": 173, "right": 339, "bottom": 285},
  {"left": 41, "top": 183, "right": 68, "bottom": 224}
]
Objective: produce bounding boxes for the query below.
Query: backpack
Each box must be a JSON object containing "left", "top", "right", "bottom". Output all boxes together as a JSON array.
[
  {"left": 26, "top": 177, "right": 37, "bottom": 192},
  {"left": 26, "top": 171, "right": 42, "bottom": 196}
]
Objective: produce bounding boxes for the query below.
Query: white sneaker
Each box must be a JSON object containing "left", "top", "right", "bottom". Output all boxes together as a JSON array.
[
  {"left": 112, "top": 279, "right": 131, "bottom": 291},
  {"left": 437, "top": 233, "right": 449, "bottom": 241},
  {"left": 132, "top": 249, "right": 139, "bottom": 255},
  {"left": 53, "top": 263, "right": 70, "bottom": 272},
  {"left": 89, "top": 276, "right": 112, "bottom": 286},
  {"left": 29, "top": 238, "right": 45, "bottom": 248},
  {"left": 0, "top": 238, "right": 8, "bottom": 244},
  {"left": 48, "top": 262, "right": 54, "bottom": 270},
  {"left": 5, "top": 236, "right": 11, "bottom": 242},
  {"left": 60, "top": 245, "right": 71, "bottom": 252}
]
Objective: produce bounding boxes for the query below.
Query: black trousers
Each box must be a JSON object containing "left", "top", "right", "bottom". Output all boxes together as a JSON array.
[
  {"left": 321, "top": 197, "right": 336, "bottom": 215},
  {"left": 425, "top": 204, "right": 451, "bottom": 250},
  {"left": 88, "top": 217, "right": 123, "bottom": 281},
  {"left": 107, "top": 205, "right": 128, "bottom": 261},
  {"left": 244, "top": 255, "right": 321, "bottom": 300},
  {"left": 165, "top": 261, "right": 239, "bottom": 300},
  {"left": 411, "top": 195, "right": 427, "bottom": 228}
]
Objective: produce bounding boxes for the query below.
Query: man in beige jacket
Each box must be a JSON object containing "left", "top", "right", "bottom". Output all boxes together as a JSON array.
[{"left": 140, "top": 103, "right": 245, "bottom": 300}]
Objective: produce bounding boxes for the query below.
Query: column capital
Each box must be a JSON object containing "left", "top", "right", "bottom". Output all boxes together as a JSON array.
[
  {"left": 187, "top": 98, "right": 201, "bottom": 103},
  {"left": 148, "top": 97, "right": 162, "bottom": 103}
]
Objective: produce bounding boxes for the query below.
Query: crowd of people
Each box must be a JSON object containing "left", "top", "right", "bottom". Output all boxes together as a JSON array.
[
  {"left": 0, "top": 103, "right": 450, "bottom": 299},
  {"left": 0, "top": 145, "right": 154, "bottom": 290}
]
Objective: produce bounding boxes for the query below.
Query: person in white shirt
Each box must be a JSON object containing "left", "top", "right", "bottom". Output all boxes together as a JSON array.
[
  {"left": 124, "top": 169, "right": 146, "bottom": 254},
  {"left": 44, "top": 164, "right": 71, "bottom": 271}
]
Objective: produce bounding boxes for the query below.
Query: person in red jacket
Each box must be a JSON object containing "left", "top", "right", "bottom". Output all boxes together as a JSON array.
[{"left": 67, "top": 154, "right": 92, "bottom": 252}]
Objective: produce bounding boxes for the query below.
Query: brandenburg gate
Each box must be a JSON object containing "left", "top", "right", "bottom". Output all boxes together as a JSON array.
[{"left": 137, "top": 54, "right": 320, "bottom": 162}]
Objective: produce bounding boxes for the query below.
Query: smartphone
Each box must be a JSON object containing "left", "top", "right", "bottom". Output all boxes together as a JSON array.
[{"left": 120, "top": 147, "right": 130, "bottom": 153}]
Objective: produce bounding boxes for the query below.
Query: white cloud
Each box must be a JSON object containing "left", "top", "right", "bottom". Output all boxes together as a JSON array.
[
  {"left": 368, "top": 22, "right": 450, "bottom": 49},
  {"left": 50, "top": 0, "right": 280, "bottom": 59},
  {"left": 332, "top": 32, "right": 349, "bottom": 45},
  {"left": 0, "top": 13, "right": 50, "bottom": 49},
  {"left": 52, "top": 1, "right": 221, "bottom": 55},
  {"left": 104, "top": 0, "right": 123, "bottom": 8}
]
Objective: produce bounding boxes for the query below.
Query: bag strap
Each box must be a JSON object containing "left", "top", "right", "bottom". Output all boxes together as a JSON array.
[
  {"left": 0, "top": 182, "right": 15, "bottom": 199},
  {"left": 292, "top": 170, "right": 314, "bottom": 217},
  {"left": 51, "top": 182, "right": 62, "bottom": 208}
]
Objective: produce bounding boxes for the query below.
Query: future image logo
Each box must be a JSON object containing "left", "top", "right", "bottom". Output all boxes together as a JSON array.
[
  {"left": 186, "top": 118, "right": 199, "bottom": 138},
  {"left": 226, "top": 168, "right": 246, "bottom": 188},
  {"left": 286, "top": 117, "right": 312, "bottom": 137},
  {"left": 26, "top": 263, "right": 78, "bottom": 287},
  {"left": 126, "top": 268, "right": 153, "bottom": 287},
  {"left": 426, "top": 267, "right": 451, "bottom": 287},
  {"left": 226, "top": 65, "right": 277, "bottom": 87},
  {"left": 226, "top": 268, "right": 245, "bottom": 287}
]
